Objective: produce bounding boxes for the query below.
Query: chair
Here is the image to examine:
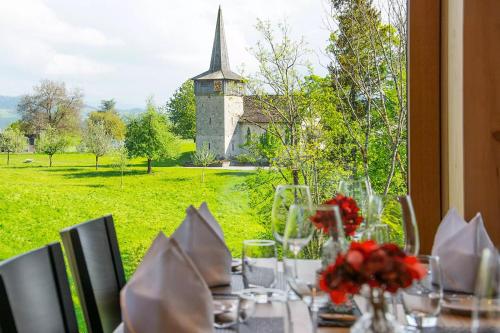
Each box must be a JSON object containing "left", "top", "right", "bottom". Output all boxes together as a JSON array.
[
  {"left": 0, "top": 243, "right": 78, "bottom": 333},
  {"left": 60, "top": 215, "right": 126, "bottom": 333}
]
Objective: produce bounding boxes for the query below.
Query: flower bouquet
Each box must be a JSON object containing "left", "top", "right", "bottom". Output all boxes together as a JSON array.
[{"left": 319, "top": 240, "right": 426, "bottom": 333}]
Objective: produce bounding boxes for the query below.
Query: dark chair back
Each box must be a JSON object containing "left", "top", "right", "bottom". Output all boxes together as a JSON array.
[
  {"left": 60, "top": 215, "right": 125, "bottom": 333},
  {"left": 0, "top": 243, "right": 78, "bottom": 333}
]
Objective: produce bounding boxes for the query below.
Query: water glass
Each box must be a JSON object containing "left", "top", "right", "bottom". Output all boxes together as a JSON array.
[
  {"left": 472, "top": 248, "right": 500, "bottom": 333},
  {"left": 272, "top": 185, "right": 312, "bottom": 244},
  {"left": 401, "top": 255, "right": 443, "bottom": 328},
  {"left": 242, "top": 240, "right": 278, "bottom": 290}
]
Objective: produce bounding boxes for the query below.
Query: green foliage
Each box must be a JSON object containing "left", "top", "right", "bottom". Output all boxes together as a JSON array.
[
  {"left": 191, "top": 143, "right": 216, "bottom": 182},
  {"left": 37, "top": 127, "right": 69, "bottom": 167},
  {"left": 0, "top": 127, "right": 26, "bottom": 165},
  {"left": 165, "top": 80, "right": 196, "bottom": 140},
  {"left": 82, "top": 121, "right": 113, "bottom": 169},
  {"left": 239, "top": 132, "right": 280, "bottom": 165},
  {"left": 125, "top": 100, "right": 180, "bottom": 173},
  {"left": 87, "top": 101, "right": 126, "bottom": 141}
]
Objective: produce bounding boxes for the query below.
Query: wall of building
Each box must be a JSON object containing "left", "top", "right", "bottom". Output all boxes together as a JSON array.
[{"left": 195, "top": 95, "right": 226, "bottom": 157}]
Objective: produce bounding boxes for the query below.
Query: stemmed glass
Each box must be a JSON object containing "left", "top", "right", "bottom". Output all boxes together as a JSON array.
[
  {"left": 338, "top": 179, "right": 371, "bottom": 238},
  {"left": 283, "top": 203, "right": 315, "bottom": 279},
  {"left": 284, "top": 205, "right": 347, "bottom": 330},
  {"left": 272, "top": 185, "right": 312, "bottom": 244},
  {"left": 398, "top": 195, "right": 420, "bottom": 256}
]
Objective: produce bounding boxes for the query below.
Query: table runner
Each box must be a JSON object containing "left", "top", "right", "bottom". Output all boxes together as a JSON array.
[{"left": 216, "top": 317, "right": 285, "bottom": 333}]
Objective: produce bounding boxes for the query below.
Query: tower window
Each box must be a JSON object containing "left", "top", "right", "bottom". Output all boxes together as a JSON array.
[
  {"left": 209, "top": 117, "right": 212, "bottom": 125},
  {"left": 208, "top": 142, "right": 211, "bottom": 150},
  {"left": 232, "top": 143, "right": 234, "bottom": 151},
  {"left": 246, "top": 127, "right": 251, "bottom": 144}
]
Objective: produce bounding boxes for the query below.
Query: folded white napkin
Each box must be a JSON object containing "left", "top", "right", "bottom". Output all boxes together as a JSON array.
[
  {"left": 431, "top": 208, "right": 496, "bottom": 293},
  {"left": 172, "top": 203, "right": 232, "bottom": 287},
  {"left": 120, "top": 233, "right": 214, "bottom": 333}
]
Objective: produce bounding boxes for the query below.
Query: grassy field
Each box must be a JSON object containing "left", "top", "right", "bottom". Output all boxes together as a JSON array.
[{"left": 0, "top": 141, "right": 265, "bottom": 330}]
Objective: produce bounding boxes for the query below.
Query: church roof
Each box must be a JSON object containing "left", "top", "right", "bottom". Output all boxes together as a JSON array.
[
  {"left": 192, "top": 7, "right": 244, "bottom": 81},
  {"left": 240, "top": 96, "right": 279, "bottom": 124}
]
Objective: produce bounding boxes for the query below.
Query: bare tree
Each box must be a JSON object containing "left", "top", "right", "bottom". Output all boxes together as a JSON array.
[
  {"left": 248, "top": 19, "right": 312, "bottom": 185},
  {"left": 82, "top": 121, "right": 113, "bottom": 170},
  {"left": 17, "top": 80, "right": 83, "bottom": 135}
]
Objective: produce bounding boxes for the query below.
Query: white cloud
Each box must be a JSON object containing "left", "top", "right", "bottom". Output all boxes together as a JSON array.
[
  {"left": 0, "top": 0, "right": 334, "bottom": 106},
  {"left": 45, "top": 54, "right": 114, "bottom": 76}
]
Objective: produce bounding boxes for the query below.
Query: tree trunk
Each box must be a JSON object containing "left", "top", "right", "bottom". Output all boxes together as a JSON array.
[
  {"left": 7, "top": 151, "right": 10, "bottom": 165},
  {"left": 147, "top": 158, "right": 152, "bottom": 174},
  {"left": 292, "top": 169, "right": 299, "bottom": 185},
  {"left": 121, "top": 169, "right": 124, "bottom": 189},
  {"left": 95, "top": 156, "right": 99, "bottom": 170},
  {"left": 49, "top": 155, "right": 53, "bottom": 167}
]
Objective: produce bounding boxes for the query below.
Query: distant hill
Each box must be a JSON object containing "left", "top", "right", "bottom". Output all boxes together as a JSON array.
[
  {"left": 0, "top": 95, "right": 143, "bottom": 129},
  {"left": 0, "top": 96, "right": 21, "bottom": 129}
]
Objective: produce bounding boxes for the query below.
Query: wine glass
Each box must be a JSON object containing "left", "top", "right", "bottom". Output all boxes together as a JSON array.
[
  {"left": 364, "top": 223, "right": 390, "bottom": 244},
  {"left": 338, "top": 179, "right": 371, "bottom": 238},
  {"left": 398, "top": 195, "right": 420, "bottom": 256},
  {"left": 272, "top": 185, "right": 312, "bottom": 244},
  {"left": 283, "top": 203, "right": 315, "bottom": 279},
  {"left": 472, "top": 248, "right": 500, "bottom": 333},
  {"left": 365, "top": 194, "right": 384, "bottom": 230}
]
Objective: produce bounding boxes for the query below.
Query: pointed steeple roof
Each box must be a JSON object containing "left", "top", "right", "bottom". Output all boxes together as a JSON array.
[{"left": 193, "top": 6, "right": 244, "bottom": 81}]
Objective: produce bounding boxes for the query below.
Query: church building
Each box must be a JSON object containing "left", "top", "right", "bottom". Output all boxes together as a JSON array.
[{"left": 192, "top": 7, "right": 269, "bottom": 159}]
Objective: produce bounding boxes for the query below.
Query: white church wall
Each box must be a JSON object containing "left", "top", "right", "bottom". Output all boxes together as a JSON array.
[{"left": 195, "top": 95, "right": 226, "bottom": 157}]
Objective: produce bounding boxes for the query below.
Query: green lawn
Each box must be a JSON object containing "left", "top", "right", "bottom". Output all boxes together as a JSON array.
[{"left": 0, "top": 141, "right": 265, "bottom": 330}]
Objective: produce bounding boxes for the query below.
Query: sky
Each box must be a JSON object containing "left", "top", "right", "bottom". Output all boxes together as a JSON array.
[{"left": 0, "top": 0, "right": 333, "bottom": 109}]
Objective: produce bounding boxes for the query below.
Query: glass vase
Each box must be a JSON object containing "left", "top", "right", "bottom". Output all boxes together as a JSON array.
[{"left": 350, "top": 288, "right": 403, "bottom": 333}]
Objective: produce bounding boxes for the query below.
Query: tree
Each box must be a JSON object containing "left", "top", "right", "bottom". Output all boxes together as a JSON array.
[
  {"left": 325, "top": 0, "right": 408, "bottom": 196},
  {"left": 37, "top": 127, "right": 68, "bottom": 167},
  {"left": 165, "top": 80, "right": 196, "bottom": 140},
  {"left": 125, "top": 99, "right": 180, "bottom": 174},
  {"left": 248, "top": 19, "right": 312, "bottom": 185},
  {"left": 0, "top": 128, "right": 26, "bottom": 165},
  {"left": 82, "top": 121, "right": 113, "bottom": 170},
  {"left": 17, "top": 80, "right": 83, "bottom": 135},
  {"left": 87, "top": 99, "right": 126, "bottom": 140},
  {"left": 191, "top": 143, "right": 216, "bottom": 182},
  {"left": 111, "top": 144, "right": 129, "bottom": 188}
]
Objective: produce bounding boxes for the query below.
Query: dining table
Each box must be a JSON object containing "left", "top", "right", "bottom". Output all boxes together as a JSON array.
[{"left": 226, "top": 259, "right": 500, "bottom": 333}]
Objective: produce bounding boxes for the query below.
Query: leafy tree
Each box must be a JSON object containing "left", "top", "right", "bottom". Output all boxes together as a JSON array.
[
  {"left": 17, "top": 80, "right": 83, "bottom": 135},
  {"left": 37, "top": 127, "right": 68, "bottom": 167},
  {"left": 0, "top": 128, "right": 26, "bottom": 165},
  {"left": 82, "top": 121, "right": 113, "bottom": 170},
  {"left": 111, "top": 144, "right": 129, "bottom": 188},
  {"left": 191, "top": 143, "right": 216, "bottom": 182},
  {"left": 326, "top": 0, "right": 408, "bottom": 196},
  {"left": 125, "top": 100, "right": 180, "bottom": 174},
  {"left": 87, "top": 99, "right": 126, "bottom": 140},
  {"left": 165, "top": 80, "right": 196, "bottom": 140}
]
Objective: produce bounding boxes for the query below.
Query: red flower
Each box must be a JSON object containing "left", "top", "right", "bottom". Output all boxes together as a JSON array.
[
  {"left": 310, "top": 194, "right": 364, "bottom": 237},
  {"left": 318, "top": 240, "right": 427, "bottom": 304}
]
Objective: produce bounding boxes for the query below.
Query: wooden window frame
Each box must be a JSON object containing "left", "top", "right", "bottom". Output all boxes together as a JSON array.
[{"left": 408, "top": 0, "right": 442, "bottom": 254}]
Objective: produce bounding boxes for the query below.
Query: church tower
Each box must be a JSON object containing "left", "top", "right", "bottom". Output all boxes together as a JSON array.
[{"left": 192, "top": 6, "right": 245, "bottom": 159}]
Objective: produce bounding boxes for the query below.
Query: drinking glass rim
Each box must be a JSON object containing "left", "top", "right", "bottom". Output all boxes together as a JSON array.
[
  {"left": 243, "top": 239, "right": 276, "bottom": 247},
  {"left": 417, "top": 255, "right": 439, "bottom": 262}
]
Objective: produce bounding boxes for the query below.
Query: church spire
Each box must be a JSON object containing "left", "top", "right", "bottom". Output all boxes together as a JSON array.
[
  {"left": 192, "top": 6, "right": 244, "bottom": 81},
  {"left": 209, "top": 6, "right": 230, "bottom": 72}
]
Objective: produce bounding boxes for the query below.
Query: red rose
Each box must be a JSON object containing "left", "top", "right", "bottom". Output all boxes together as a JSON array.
[
  {"left": 310, "top": 194, "right": 364, "bottom": 237},
  {"left": 318, "top": 240, "right": 427, "bottom": 304}
]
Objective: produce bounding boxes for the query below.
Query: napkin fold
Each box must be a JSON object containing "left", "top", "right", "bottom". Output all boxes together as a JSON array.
[
  {"left": 431, "top": 208, "right": 496, "bottom": 293},
  {"left": 120, "top": 232, "right": 214, "bottom": 333},
  {"left": 172, "top": 203, "right": 232, "bottom": 287}
]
